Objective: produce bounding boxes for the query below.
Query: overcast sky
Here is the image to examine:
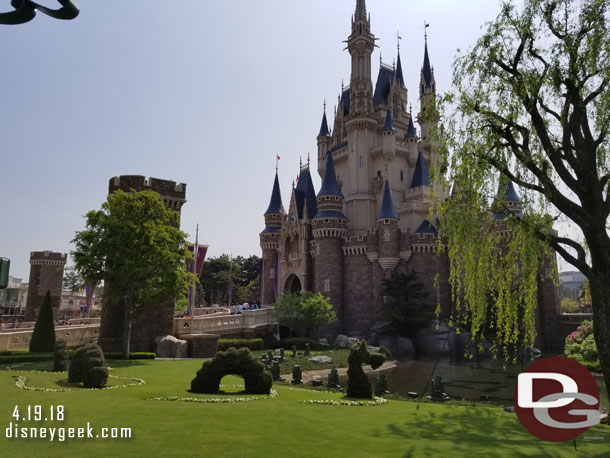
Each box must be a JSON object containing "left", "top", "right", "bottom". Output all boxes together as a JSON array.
[{"left": 2, "top": 0, "right": 551, "bottom": 280}]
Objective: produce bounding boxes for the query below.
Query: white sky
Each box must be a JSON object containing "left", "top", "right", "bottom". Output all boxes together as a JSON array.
[{"left": 4, "top": 0, "right": 575, "bottom": 280}]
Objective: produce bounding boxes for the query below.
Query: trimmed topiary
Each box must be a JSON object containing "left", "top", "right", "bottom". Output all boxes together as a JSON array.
[
  {"left": 53, "top": 339, "right": 69, "bottom": 372},
  {"left": 82, "top": 353, "right": 109, "bottom": 389},
  {"left": 191, "top": 347, "right": 272, "bottom": 395},
  {"left": 346, "top": 340, "right": 386, "bottom": 399},
  {"left": 68, "top": 343, "right": 102, "bottom": 383},
  {"left": 29, "top": 291, "right": 56, "bottom": 353},
  {"left": 378, "top": 345, "right": 393, "bottom": 361}
]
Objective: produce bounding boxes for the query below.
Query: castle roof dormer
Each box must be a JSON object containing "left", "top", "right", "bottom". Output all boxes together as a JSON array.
[
  {"left": 415, "top": 220, "right": 437, "bottom": 235},
  {"left": 395, "top": 50, "right": 405, "bottom": 89},
  {"left": 410, "top": 151, "right": 430, "bottom": 188},
  {"left": 318, "top": 109, "right": 330, "bottom": 137},
  {"left": 383, "top": 110, "right": 395, "bottom": 131},
  {"left": 295, "top": 167, "right": 318, "bottom": 219},
  {"left": 264, "top": 172, "right": 284, "bottom": 215},
  {"left": 318, "top": 151, "right": 343, "bottom": 198},
  {"left": 493, "top": 172, "right": 522, "bottom": 220},
  {"left": 405, "top": 115, "right": 417, "bottom": 139},
  {"left": 377, "top": 180, "right": 399, "bottom": 221}
]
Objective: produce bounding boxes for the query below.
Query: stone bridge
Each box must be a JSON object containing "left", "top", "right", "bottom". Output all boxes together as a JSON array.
[{"left": 0, "top": 308, "right": 278, "bottom": 353}]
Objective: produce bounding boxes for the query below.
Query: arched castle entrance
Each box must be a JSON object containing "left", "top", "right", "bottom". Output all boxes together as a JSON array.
[{"left": 284, "top": 274, "right": 302, "bottom": 293}]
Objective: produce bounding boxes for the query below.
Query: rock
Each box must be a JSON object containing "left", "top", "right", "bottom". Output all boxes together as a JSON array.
[
  {"left": 396, "top": 337, "right": 415, "bottom": 358},
  {"left": 334, "top": 334, "right": 349, "bottom": 348},
  {"left": 153, "top": 335, "right": 188, "bottom": 359},
  {"left": 503, "top": 406, "right": 515, "bottom": 413},
  {"left": 346, "top": 337, "right": 359, "bottom": 348},
  {"left": 370, "top": 320, "right": 392, "bottom": 334},
  {"left": 415, "top": 321, "right": 451, "bottom": 357},
  {"left": 308, "top": 356, "right": 333, "bottom": 364},
  {"left": 367, "top": 332, "right": 378, "bottom": 346},
  {"left": 318, "top": 338, "right": 328, "bottom": 346}
]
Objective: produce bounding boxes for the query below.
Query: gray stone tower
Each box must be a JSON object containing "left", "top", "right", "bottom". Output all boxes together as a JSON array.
[{"left": 25, "top": 251, "right": 67, "bottom": 320}]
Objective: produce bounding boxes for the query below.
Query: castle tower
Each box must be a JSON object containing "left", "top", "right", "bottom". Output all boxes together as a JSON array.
[
  {"left": 376, "top": 180, "right": 400, "bottom": 276},
  {"left": 348, "top": 0, "right": 375, "bottom": 117},
  {"left": 313, "top": 151, "right": 347, "bottom": 331},
  {"left": 25, "top": 251, "right": 67, "bottom": 320},
  {"left": 419, "top": 34, "right": 438, "bottom": 151},
  {"left": 98, "top": 175, "right": 187, "bottom": 353},
  {"left": 260, "top": 171, "right": 284, "bottom": 305},
  {"left": 493, "top": 173, "right": 523, "bottom": 220},
  {"left": 317, "top": 105, "right": 331, "bottom": 165}
]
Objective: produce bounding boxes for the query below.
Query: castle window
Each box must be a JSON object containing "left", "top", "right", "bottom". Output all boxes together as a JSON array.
[
  {"left": 360, "top": 156, "right": 363, "bottom": 167},
  {"left": 377, "top": 170, "right": 381, "bottom": 177},
  {"left": 384, "top": 229, "right": 390, "bottom": 241},
  {"left": 384, "top": 219, "right": 390, "bottom": 225},
  {"left": 326, "top": 196, "right": 330, "bottom": 200},
  {"left": 324, "top": 279, "right": 330, "bottom": 292},
  {"left": 400, "top": 171, "right": 404, "bottom": 181},
  {"left": 324, "top": 219, "right": 329, "bottom": 224}
]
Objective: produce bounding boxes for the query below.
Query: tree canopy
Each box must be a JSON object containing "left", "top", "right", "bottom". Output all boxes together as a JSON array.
[
  {"left": 437, "top": 0, "right": 610, "bottom": 400},
  {"left": 274, "top": 291, "right": 336, "bottom": 338},
  {"left": 72, "top": 190, "right": 196, "bottom": 357},
  {"left": 198, "top": 254, "right": 261, "bottom": 306}
]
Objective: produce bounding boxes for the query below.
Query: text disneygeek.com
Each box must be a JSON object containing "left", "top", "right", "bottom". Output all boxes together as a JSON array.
[{"left": 5, "top": 405, "right": 131, "bottom": 441}]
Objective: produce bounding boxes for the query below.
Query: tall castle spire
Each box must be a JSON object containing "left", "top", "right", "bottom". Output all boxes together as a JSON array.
[
  {"left": 264, "top": 172, "right": 284, "bottom": 215},
  {"left": 348, "top": 0, "right": 375, "bottom": 117}
]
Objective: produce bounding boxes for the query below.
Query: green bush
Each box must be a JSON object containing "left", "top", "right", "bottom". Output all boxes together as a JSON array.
[
  {"left": 347, "top": 340, "right": 385, "bottom": 399},
  {"left": 104, "top": 352, "right": 156, "bottom": 360},
  {"left": 277, "top": 337, "right": 322, "bottom": 351},
  {"left": 191, "top": 347, "right": 272, "bottom": 395},
  {"left": 29, "top": 291, "right": 56, "bottom": 353},
  {"left": 82, "top": 354, "right": 109, "bottom": 389},
  {"left": 216, "top": 338, "right": 264, "bottom": 352},
  {"left": 565, "top": 321, "right": 600, "bottom": 372},
  {"left": 378, "top": 345, "right": 393, "bottom": 361},
  {"left": 53, "top": 340, "right": 69, "bottom": 372},
  {"left": 0, "top": 354, "right": 54, "bottom": 364},
  {"left": 68, "top": 343, "right": 102, "bottom": 383}
]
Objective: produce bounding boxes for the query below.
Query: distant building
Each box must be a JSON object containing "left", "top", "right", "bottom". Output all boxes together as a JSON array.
[
  {"left": 558, "top": 270, "right": 587, "bottom": 301},
  {"left": 0, "top": 276, "right": 28, "bottom": 316},
  {"left": 25, "top": 251, "right": 67, "bottom": 320}
]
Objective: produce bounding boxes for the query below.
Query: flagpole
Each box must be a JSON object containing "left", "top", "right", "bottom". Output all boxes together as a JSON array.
[{"left": 190, "top": 223, "right": 198, "bottom": 332}]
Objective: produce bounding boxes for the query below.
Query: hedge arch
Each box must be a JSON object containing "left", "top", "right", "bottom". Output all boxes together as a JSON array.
[{"left": 191, "top": 347, "right": 272, "bottom": 395}]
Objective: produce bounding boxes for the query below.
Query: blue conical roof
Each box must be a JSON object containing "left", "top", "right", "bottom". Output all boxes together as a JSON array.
[
  {"left": 415, "top": 220, "right": 437, "bottom": 234},
  {"left": 318, "top": 151, "right": 343, "bottom": 197},
  {"left": 410, "top": 152, "right": 430, "bottom": 188},
  {"left": 422, "top": 40, "right": 432, "bottom": 88},
  {"left": 295, "top": 168, "right": 318, "bottom": 219},
  {"left": 318, "top": 110, "right": 330, "bottom": 137},
  {"left": 406, "top": 115, "right": 416, "bottom": 138},
  {"left": 377, "top": 180, "right": 398, "bottom": 220},
  {"left": 496, "top": 175, "right": 520, "bottom": 203},
  {"left": 264, "top": 173, "right": 284, "bottom": 215},
  {"left": 396, "top": 51, "right": 405, "bottom": 88},
  {"left": 384, "top": 110, "right": 395, "bottom": 131}
]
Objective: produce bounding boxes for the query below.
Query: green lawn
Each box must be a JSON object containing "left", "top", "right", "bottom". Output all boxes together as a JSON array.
[{"left": 0, "top": 360, "right": 608, "bottom": 457}]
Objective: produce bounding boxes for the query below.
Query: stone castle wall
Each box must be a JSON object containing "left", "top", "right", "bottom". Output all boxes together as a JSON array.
[{"left": 25, "top": 251, "right": 67, "bottom": 321}]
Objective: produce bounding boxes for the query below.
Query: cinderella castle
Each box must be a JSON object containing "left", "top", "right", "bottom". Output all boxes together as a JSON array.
[{"left": 259, "top": 0, "right": 561, "bottom": 347}]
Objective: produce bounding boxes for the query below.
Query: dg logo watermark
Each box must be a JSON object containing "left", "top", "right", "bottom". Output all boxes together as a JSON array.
[{"left": 514, "top": 356, "right": 601, "bottom": 442}]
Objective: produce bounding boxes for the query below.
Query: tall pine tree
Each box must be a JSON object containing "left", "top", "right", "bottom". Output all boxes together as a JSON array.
[{"left": 29, "top": 290, "right": 56, "bottom": 352}]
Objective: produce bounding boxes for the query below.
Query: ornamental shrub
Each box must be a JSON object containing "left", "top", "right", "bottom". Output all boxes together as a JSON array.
[
  {"left": 53, "top": 339, "right": 69, "bottom": 372},
  {"left": 191, "top": 347, "right": 272, "bottom": 395},
  {"left": 378, "top": 345, "right": 393, "bottom": 361},
  {"left": 29, "top": 291, "right": 56, "bottom": 353},
  {"left": 565, "top": 321, "right": 600, "bottom": 372},
  {"left": 347, "top": 340, "right": 386, "bottom": 399},
  {"left": 82, "top": 351, "right": 109, "bottom": 389},
  {"left": 216, "top": 338, "right": 264, "bottom": 352},
  {"left": 68, "top": 343, "right": 103, "bottom": 383}
]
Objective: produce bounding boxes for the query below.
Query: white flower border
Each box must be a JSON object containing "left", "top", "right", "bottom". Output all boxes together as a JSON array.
[
  {"left": 147, "top": 389, "right": 279, "bottom": 404},
  {"left": 303, "top": 396, "right": 388, "bottom": 406},
  {"left": 13, "top": 374, "right": 146, "bottom": 392}
]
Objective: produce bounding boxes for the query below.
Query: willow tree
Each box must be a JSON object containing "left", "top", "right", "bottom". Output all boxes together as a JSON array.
[{"left": 436, "top": 0, "right": 610, "bottom": 401}]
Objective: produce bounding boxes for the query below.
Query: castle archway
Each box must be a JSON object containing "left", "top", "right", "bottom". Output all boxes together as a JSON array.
[{"left": 284, "top": 274, "right": 302, "bottom": 293}]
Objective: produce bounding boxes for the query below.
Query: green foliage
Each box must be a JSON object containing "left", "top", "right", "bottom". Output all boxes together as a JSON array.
[
  {"left": 53, "top": 340, "right": 69, "bottom": 372},
  {"left": 62, "top": 266, "right": 84, "bottom": 292},
  {"left": 378, "top": 346, "right": 393, "bottom": 361},
  {"left": 72, "top": 190, "right": 197, "bottom": 357},
  {"left": 274, "top": 292, "right": 335, "bottom": 337},
  {"left": 347, "top": 340, "right": 385, "bottom": 399},
  {"left": 0, "top": 354, "right": 55, "bottom": 364},
  {"left": 216, "top": 339, "right": 264, "bottom": 352},
  {"left": 29, "top": 291, "right": 56, "bottom": 353},
  {"left": 103, "top": 352, "right": 156, "bottom": 360},
  {"left": 198, "top": 254, "right": 261, "bottom": 305},
  {"left": 191, "top": 347, "right": 272, "bottom": 395},
  {"left": 68, "top": 343, "right": 100, "bottom": 383},
  {"left": 382, "top": 270, "right": 434, "bottom": 338},
  {"left": 565, "top": 320, "right": 600, "bottom": 372},
  {"left": 276, "top": 337, "right": 324, "bottom": 351},
  {"left": 560, "top": 297, "right": 581, "bottom": 314}
]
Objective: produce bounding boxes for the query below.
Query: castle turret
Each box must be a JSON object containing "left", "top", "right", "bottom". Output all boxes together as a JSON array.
[
  {"left": 419, "top": 34, "right": 438, "bottom": 146},
  {"left": 260, "top": 172, "right": 284, "bottom": 305},
  {"left": 313, "top": 151, "right": 347, "bottom": 331},
  {"left": 348, "top": 0, "right": 375, "bottom": 117},
  {"left": 493, "top": 172, "right": 523, "bottom": 220},
  {"left": 317, "top": 104, "right": 331, "bottom": 173},
  {"left": 376, "top": 180, "right": 399, "bottom": 275},
  {"left": 410, "top": 151, "right": 430, "bottom": 188}
]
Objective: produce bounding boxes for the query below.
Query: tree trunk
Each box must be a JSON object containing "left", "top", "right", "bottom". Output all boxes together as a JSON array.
[
  {"left": 588, "top": 270, "right": 610, "bottom": 411},
  {"left": 121, "top": 297, "right": 132, "bottom": 360}
]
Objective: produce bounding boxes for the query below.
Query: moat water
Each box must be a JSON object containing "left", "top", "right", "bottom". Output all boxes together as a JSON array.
[{"left": 346, "top": 358, "right": 608, "bottom": 411}]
